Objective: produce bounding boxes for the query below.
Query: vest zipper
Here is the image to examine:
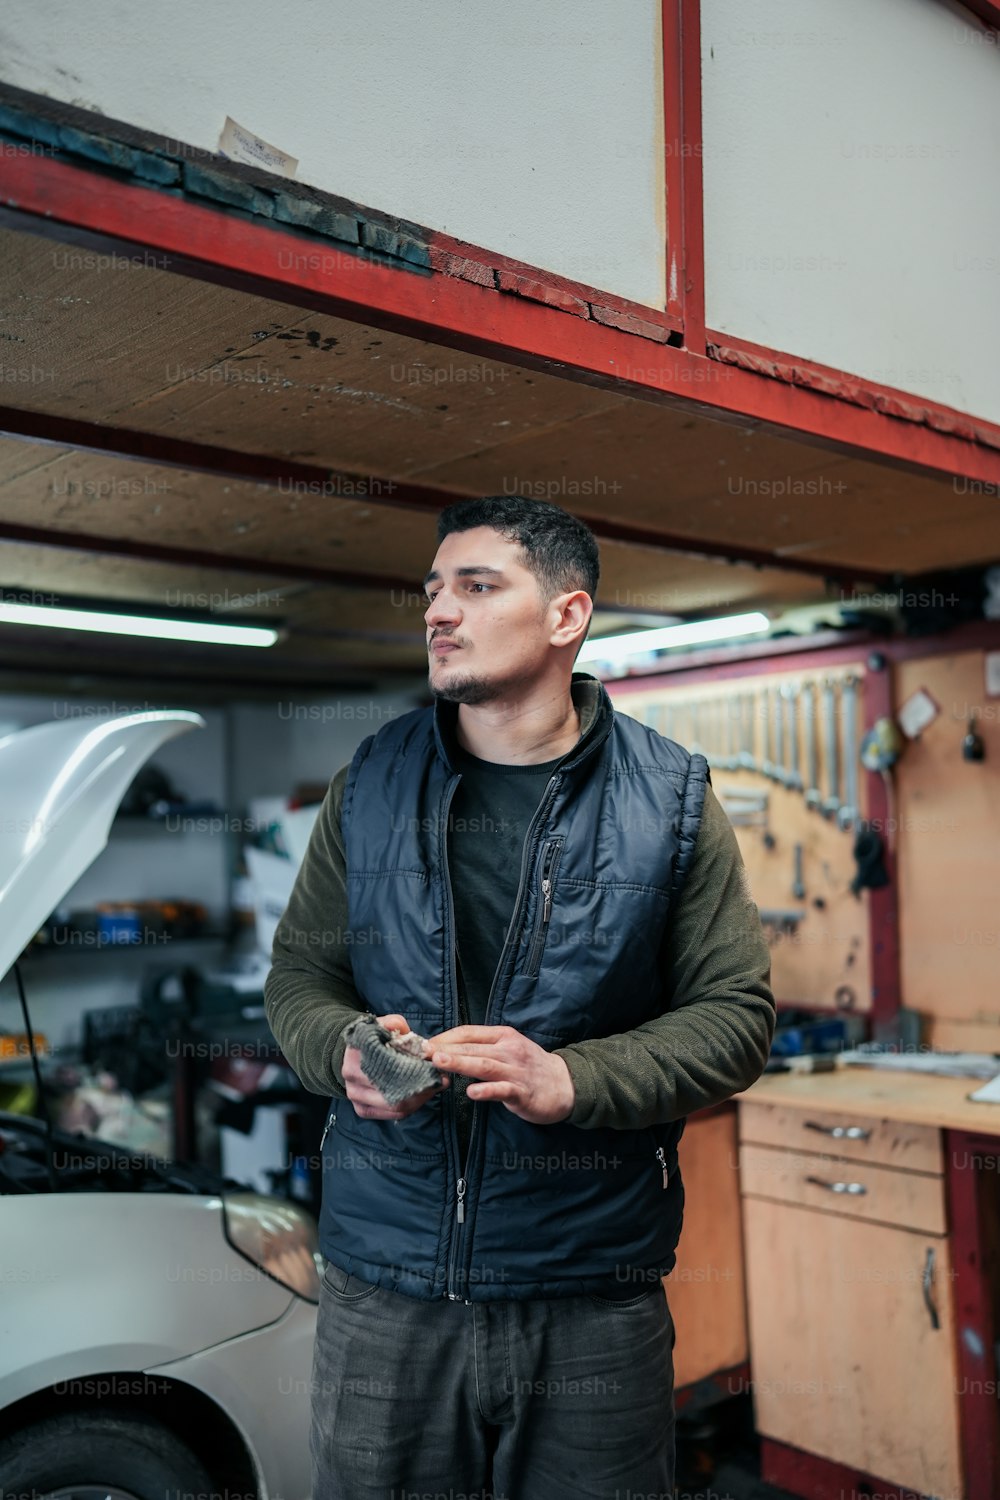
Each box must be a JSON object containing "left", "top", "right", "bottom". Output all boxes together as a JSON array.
[
  {"left": 450, "top": 773, "right": 564, "bottom": 1301},
  {"left": 655, "top": 1143, "right": 669, "bottom": 1189},
  {"left": 320, "top": 1109, "right": 337, "bottom": 1151},
  {"left": 524, "top": 837, "right": 563, "bottom": 978},
  {"left": 440, "top": 773, "right": 472, "bottom": 1301}
]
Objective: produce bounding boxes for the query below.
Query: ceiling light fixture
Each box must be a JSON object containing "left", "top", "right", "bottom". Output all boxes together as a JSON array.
[
  {"left": 577, "top": 610, "right": 770, "bottom": 666},
  {"left": 0, "top": 600, "right": 279, "bottom": 648}
]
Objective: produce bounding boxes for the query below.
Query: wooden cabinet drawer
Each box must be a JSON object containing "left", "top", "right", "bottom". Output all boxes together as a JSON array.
[
  {"left": 740, "top": 1141, "right": 946, "bottom": 1234},
  {"left": 739, "top": 1098, "right": 942, "bottom": 1175}
]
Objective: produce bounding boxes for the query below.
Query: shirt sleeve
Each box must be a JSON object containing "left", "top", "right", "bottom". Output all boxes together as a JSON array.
[
  {"left": 552, "top": 782, "right": 776, "bottom": 1130},
  {"left": 263, "top": 765, "right": 366, "bottom": 1097}
]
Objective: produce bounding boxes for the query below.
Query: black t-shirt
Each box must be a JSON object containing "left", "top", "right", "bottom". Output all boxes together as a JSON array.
[{"left": 443, "top": 702, "right": 606, "bottom": 1168}]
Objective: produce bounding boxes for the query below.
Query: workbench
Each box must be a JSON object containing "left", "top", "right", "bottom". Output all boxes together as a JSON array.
[{"left": 730, "top": 1065, "right": 1000, "bottom": 1500}]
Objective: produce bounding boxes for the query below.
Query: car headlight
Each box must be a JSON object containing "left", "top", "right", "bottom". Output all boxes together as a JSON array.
[{"left": 222, "top": 1191, "right": 322, "bottom": 1303}]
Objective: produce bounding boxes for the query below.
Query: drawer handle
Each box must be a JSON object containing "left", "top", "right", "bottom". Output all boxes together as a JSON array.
[
  {"left": 805, "top": 1175, "right": 867, "bottom": 1195},
  {"left": 923, "top": 1247, "right": 940, "bottom": 1331},
  {"left": 804, "top": 1121, "right": 872, "bottom": 1141}
]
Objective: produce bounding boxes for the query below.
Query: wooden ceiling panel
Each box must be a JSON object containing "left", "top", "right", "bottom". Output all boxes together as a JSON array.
[
  {"left": 1, "top": 219, "right": 996, "bottom": 697},
  {"left": 0, "top": 441, "right": 441, "bottom": 573},
  {"left": 121, "top": 324, "right": 622, "bottom": 478},
  {"left": 587, "top": 538, "right": 830, "bottom": 615},
  {"left": 0, "top": 227, "right": 623, "bottom": 474},
  {"left": 0, "top": 540, "right": 296, "bottom": 614},
  {"left": 416, "top": 401, "right": 994, "bottom": 573}
]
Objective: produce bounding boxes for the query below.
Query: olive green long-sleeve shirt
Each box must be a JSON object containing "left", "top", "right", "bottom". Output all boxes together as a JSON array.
[{"left": 264, "top": 718, "right": 776, "bottom": 1131}]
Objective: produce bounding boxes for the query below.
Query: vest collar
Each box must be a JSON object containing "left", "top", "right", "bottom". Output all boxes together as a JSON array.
[{"left": 432, "top": 671, "right": 615, "bottom": 775}]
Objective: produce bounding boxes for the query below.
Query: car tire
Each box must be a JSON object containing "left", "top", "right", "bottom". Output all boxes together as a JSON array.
[{"left": 0, "top": 1408, "right": 215, "bottom": 1499}]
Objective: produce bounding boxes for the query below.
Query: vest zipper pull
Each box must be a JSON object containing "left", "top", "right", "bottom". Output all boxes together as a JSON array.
[
  {"left": 655, "top": 1145, "right": 668, "bottom": 1189},
  {"left": 541, "top": 876, "right": 552, "bottom": 924},
  {"left": 320, "top": 1112, "right": 336, "bottom": 1150},
  {"left": 456, "top": 1176, "right": 467, "bottom": 1223}
]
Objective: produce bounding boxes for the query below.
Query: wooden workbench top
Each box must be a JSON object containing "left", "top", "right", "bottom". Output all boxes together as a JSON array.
[{"left": 739, "top": 1063, "right": 1000, "bottom": 1136}]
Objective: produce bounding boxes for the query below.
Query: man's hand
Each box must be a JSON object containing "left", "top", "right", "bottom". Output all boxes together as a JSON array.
[
  {"left": 426, "top": 1024, "right": 575, "bottom": 1125},
  {"left": 343, "top": 1013, "right": 450, "bottom": 1120}
]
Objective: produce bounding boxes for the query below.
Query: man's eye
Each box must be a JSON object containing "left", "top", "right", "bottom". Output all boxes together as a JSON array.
[{"left": 424, "top": 583, "right": 492, "bottom": 603}]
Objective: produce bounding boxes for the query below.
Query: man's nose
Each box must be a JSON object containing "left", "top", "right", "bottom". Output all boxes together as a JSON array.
[{"left": 425, "top": 590, "right": 460, "bottom": 629}]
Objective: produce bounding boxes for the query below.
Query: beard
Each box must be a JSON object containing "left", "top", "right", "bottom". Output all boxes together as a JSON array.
[{"left": 429, "top": 667, "right": 500, "bottom": 706}]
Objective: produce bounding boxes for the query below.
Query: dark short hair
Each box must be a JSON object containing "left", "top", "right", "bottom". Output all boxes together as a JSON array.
[{"left": 436, "top": 495, "right": 600, "bottom": 606}]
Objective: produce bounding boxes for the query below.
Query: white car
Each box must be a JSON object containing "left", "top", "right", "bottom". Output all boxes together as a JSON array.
[{"left": 0, "top": 712, "right": 318, "bottom": 1500}]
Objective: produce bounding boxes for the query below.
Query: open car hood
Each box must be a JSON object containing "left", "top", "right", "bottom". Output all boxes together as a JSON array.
[{"left": 0, "top": 711, "right": 205, "bottom": 980}]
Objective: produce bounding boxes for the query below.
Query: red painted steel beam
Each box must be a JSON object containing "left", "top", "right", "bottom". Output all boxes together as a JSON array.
[
  {"left": 2, "top": 154, "right": 1000, "bottom": 488},
  {"left": 945, "top": 1129, "right": 1000, "bottom": 1500},
  {"left": 0, "top": 405, "right": 880, "bottom": 587},
  {"left": 661, "top": 0, "right": 706, "bottom": 344},
  {"left": 661, "top": 0, "right": 686, "bottom": 328},
  {"left": 594, "top": 619, "right": 1000, "bottom": 687},
  {"left": 761, "top": 1439, "right": 912, "bottom": 1500},
  {"left": 957, "top": 0, "right": 1000, "bottom": 33},
  {"left": 862, "top": 658, "right": 902, "bottom": 1033},
  {"left": 678, "top": 0, "right": 706, "bottom": 352},
  {"left": 707, "top": 331, "right": 997, "bottom": 451}
]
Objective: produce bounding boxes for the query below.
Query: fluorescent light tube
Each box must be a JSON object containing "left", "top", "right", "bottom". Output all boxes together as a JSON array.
[
  {"left": 0, "top": 600, "right": 278, "bottom": 648},
  {"left": 577, "top": 611, "right": 769, "bottom": 665}
]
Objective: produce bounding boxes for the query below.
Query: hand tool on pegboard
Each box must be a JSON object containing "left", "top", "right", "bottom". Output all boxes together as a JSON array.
[
  {"left": 773, "top": 682, "right": 787, "bottom": 785},
  {"left": 803, "top": 679, "right": 821, "bottom": 811},
  {"left": 821, "top": 676, "right": 842, "bottom": 821},
  {"left": 785, "top": 681, "right": 804, "bottom": 792},
  {"left": 838, "top": 673, "right": 860, "bottom": 831},
  {"left": 761, "top": 685, "right": 775, "bottom": 780}
]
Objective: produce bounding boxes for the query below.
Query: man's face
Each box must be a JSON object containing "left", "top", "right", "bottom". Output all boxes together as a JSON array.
[{"left": 423, "top": 527, "right": 560, "bottom": 705}]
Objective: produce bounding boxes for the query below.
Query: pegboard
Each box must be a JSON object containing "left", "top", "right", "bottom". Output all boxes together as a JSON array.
[{"left": 620, "top": 663, "right": 871, "bottom": 1012}]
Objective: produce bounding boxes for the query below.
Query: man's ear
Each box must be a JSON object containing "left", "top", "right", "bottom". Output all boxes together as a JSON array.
[{"left": 552, "top": 589, "right": 592, "bottom": 650}]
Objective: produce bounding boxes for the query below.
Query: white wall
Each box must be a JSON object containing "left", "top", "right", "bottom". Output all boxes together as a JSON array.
[
  {"left": 229, "top": 684, "right": 426, "bottom": 808},
  {"left": 700, "top": 0, "right": 1000, "bottom": 425},
  {"left": 0, "top": 0, "right": 667, "bottom": 308}
]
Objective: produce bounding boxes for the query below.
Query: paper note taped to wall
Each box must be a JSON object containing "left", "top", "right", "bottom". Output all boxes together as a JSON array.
[
  {"left": 897, "top": 687, "right": 939, "bottom": 739},
  {"left": 218, "top": 117, "right": 298, "bottom": 178}
]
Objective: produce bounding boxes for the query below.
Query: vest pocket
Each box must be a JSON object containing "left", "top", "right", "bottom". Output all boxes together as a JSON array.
[{"left": 333, "top": 1097, "right": 447, "bottom": 1161}]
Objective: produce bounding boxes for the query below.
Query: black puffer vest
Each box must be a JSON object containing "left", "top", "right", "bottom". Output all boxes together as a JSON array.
[{"left": 318, "top": 673, "right": 709, "bottom": 1301}]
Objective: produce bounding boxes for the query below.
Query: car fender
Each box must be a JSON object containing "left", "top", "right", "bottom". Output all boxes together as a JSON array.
[{"left": 0, "top": 1193, "right": 293, "bottom": 1409}]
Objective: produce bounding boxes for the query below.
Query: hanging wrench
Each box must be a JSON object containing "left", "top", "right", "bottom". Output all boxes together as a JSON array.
[
  {"left": 746, "top": 690, "right": 759, "bottom": 773},
  {"left": 773, "top": 682, "right": 787, "bottom": 785},
  {"left": 838, "top": 673, "right": 860, "bottom": 831},
  {"left": 725, "top": 696, "right": 739, "bottom": 770},
  {"left": 803, "top": 681, "right": 821, "bottom": 811},
  {"left": 740, "top": 693, "right": 755, "bottom": 774},
  {"left": 792, "top": 842, "right": 806, "bottom": 899},
  {"left": 821, "top": 677, "right": 842, "bottom": 821},
  {"left": 761, "top": 685, "right": 774, "bottom": 779},
  {"left": 785, "top": 681, "right": 803, "bottom": 792}
]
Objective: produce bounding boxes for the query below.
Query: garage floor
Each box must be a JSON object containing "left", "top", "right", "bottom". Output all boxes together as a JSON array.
[{"left": 677, "top": 1399, "right": 799, "bottom": 1500}]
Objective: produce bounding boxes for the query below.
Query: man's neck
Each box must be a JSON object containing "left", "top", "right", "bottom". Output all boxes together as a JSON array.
[{"left": 454, "top": 688, "right": 582, "bottom": 766}]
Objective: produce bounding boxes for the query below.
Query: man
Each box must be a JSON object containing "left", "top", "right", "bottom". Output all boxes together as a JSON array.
[{"left": 265, "top": 495, "right": 775, "bottom": 1499}]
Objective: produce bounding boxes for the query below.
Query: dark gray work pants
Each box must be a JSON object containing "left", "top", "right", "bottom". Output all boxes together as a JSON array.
[{"left": 310, "top": 1262, "right": 676, "bottom": 1499}]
